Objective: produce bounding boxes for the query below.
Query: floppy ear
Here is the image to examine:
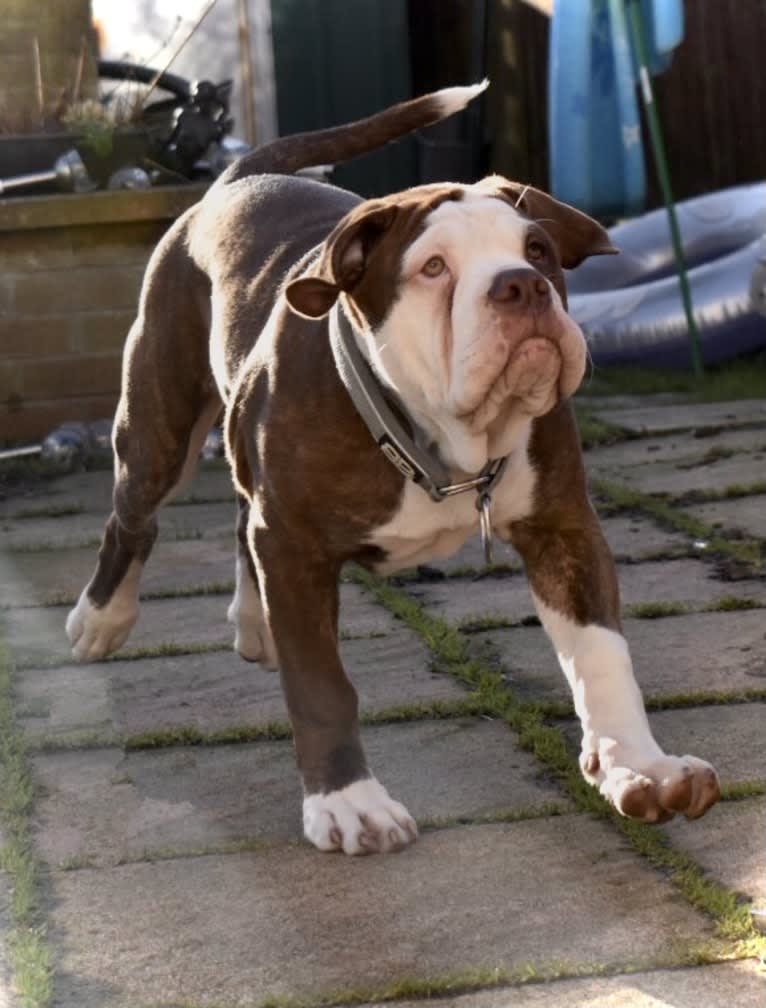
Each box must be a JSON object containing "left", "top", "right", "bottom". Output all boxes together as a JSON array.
[
  {"left": 285, "top": 203, "right": 398, "bottom": 319},
  {"left": 477, "top": 176, "right": 618, "bottom": 269}
]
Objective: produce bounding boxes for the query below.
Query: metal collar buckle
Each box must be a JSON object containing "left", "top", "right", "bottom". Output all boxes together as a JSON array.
[{"left": 330, "top": 305, "right": 508, "bottom": 564}]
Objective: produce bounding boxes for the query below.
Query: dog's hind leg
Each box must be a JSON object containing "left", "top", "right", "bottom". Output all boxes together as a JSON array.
[
  {"left": 227, "top": 494, "right": 278, "bottom": 666},
  {"left": 66, "top": 216, "right": 221, "bottom": 661}
]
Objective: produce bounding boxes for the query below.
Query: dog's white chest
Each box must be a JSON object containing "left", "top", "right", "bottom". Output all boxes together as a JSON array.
[{"left": 367, "top": 441, "right": 536, "bottom": 573}]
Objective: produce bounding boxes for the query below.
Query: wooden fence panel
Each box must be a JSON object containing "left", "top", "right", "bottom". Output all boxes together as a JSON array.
[{"left": 485, "top": 0, "right": 766, "bottom": 207}]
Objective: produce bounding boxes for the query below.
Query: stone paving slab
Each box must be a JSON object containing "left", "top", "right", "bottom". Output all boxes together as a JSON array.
[
  {"left": 0, "top": 538, "right": 236, "bottom": 608},
  {"left": 31, "top": 719, "right": 568, "bottom": 868},
  {"left": 0, "top": 464, "right": 234, "bottom": 519},
  {"left": 17, "top": 630, "right": 461, "bottom": 742},
  {"left": 584, "top": 426, "right": 766, "bottom": 470},
  {"left": 0, "top": 468, "right": 115, "bottom": 518},
  {"left": 560, "top": 703, "right": 766, "bottom": 787},
  {"left": 4, "top": 583, "right": 400, "bottom": 667},
  {"left": 475, "top": 609, "right": 766, "bottom": 702},
  {"left": 45, "top": 818, "right": 713, "bottom": 1008},
  {"left": 412, "top": 559, "right": 766, "bottom": 626},
  {"left": 597, "top": 515, "right": 691, "bottom": 560},
  {"left": 663, "top": 797, "right": 766, "bottom": 905},
  {"left": 595, "top": 452, "right": 766, "bottom": 498},
  {"left": 421, "top": 517, "right": 689, "bottom": 578},
  {"left": 588, "top": 399, "right": 766, "bottom": 435},
  {"left": 375, "top": 960, "right": 766, "bottom": 1008},
  {"left": 424, "top": 535, "right": 522, "bottom": 575},
  {"left": 649, "top": 703, "right": 766, "bottom": 785},
  {"left": 1, "top": 500, "right": 238, "bottom": 550},
  {"left": 688, "top": 494, "right": 766, "bottom": 541}
]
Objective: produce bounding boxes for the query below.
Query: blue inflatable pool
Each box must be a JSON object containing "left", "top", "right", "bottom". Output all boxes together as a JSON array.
[
  {"left": 548, "top": 0, "right": 684, "bottom": 219},
  {"left": 567, "top": 183, "right": 766, "bottom": 368}
]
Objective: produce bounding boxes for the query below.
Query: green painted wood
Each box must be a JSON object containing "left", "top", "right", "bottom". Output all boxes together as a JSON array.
[{"left": 270, "top": 0, "right": 414, "bottom": 197}]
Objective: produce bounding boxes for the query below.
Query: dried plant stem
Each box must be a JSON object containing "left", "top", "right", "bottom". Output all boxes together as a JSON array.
[
  {"left": 33, "top": 36, "right": 44, "bottom": 124},
  {"left": 141, "top": 0, "right": 220, "bottom": 108},
  {"left": 73, "top": 34, "right": 87, "bottom": 105}
]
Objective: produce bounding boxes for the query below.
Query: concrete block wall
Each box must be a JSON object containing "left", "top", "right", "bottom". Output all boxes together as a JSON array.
[{"left": 0, "top": 186, "right": 204, "bottom": 442}]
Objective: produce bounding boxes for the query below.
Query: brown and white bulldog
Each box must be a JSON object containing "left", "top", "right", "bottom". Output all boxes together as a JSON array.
[{"left": 66, "top": 82, "right": 719, "bottom": 854}]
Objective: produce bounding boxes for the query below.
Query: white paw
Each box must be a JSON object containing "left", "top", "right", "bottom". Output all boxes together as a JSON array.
[
  {"left": 582, "top": 745, "right": 720, "bottom": 823},
  {"left": 303, "top": 778, "right": 418, "bottom": 855},
  {"left": 66, "top": 589, "right": 138, "bottom": 662},
  {"left": 227, "top": 563, "right": 278, "bottom": 668}
]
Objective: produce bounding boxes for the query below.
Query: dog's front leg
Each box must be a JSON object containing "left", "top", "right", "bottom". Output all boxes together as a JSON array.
[
  {"left": 252, "top": 527, "right": 418, "bottom": 854},
  {"left": 509, "top": 512, "right": 720, "bottom": 823}
]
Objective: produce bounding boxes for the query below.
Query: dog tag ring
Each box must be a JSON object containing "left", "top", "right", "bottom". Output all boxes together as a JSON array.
[{"left": 478, "top": 492, "right": 494, "bottom": 566}]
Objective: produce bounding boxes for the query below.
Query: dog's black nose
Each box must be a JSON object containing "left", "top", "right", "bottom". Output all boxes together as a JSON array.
[{"left": 488, "top": 268, "right": 551, "bottom": 311}]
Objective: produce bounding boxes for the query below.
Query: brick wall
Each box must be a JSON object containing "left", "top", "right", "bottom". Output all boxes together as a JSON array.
[{"left": 0, "top": 186, "right": 205, "bottom": 442}]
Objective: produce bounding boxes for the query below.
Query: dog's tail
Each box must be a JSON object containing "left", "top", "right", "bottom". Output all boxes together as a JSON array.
[{"left": 218, "top": 81, "right": 488, "bottom": 185}]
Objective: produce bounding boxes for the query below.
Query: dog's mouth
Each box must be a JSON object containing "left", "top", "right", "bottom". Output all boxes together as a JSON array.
[{"left": 457, "top": 322, "right": 584, "bottom": 434}]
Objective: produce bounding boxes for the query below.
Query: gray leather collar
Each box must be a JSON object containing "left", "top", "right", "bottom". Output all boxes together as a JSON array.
[{"left": 329, "top": 305, "right": 508, "bottom": 503}]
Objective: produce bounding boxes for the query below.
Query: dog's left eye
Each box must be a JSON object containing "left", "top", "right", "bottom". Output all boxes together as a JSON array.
[
  {"left": 526, "top": 239, "right": 548, "bottom": 262},
  {"left": 421, "top": 255, "right": 446, "bottom": 277}
]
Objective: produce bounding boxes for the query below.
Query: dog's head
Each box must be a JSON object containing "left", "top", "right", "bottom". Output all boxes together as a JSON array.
[{"left": 286, "top": 177, "right": 616, "bottom": 467}]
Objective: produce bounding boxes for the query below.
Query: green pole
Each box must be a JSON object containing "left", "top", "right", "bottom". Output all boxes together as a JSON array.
[{"left": 624, "top": 0, "right": 704, "bottom": 376}]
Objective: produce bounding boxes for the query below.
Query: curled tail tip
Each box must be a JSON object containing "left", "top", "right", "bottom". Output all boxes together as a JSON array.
[{"left": 433, "top": 79, "right": 489, "bottom": 117}]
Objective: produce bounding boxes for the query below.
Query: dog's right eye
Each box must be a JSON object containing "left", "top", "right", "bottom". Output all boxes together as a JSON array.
[
  {"left": 421, "top": 255, "right": 446, "bottom": 277},
  {"left": 526, "top": 239, "right": 548, "bottom": 262}
]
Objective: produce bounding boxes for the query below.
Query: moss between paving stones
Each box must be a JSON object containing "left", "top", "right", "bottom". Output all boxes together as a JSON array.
[
  {"left": 147, "top": 950, "right": 739, "bottom": 1008},
  {"left": 0, "top": 639, "right": 52, "bottom": 1007},
  {"left": 625, "top": 601, "right": 688, "bottom": 619},
  {"left": 3, "top": 504, "right": 87, "bottom": 521},
  {"left": 677, "top": 480, "right": 766, "bottom": 505},
  {"left": 523, "top": 686, "right": 766, "bottom": 722},
  {"left": 592, "top": 479, "right": 764, "bottom": 571},
  {"left": 0, "top": 579, "right": 237, "bottom": 612},
  {"left": 352, "top": 566, "right": 766, "bottom": 964},
  {"left": 26, "top": 697, "right": 491, "bottom": 754},
  {"left": 720, "top": 783, "right": 766, "bottom": 802},
  {"left": 177, "top": 946, "right": 754, "bottom": 1008},
  {"left": 52, "top": 801, "right": 574, "bottom": 875},
  {"left": 574, "top": 410, "right": 634, "bottom": 450}
]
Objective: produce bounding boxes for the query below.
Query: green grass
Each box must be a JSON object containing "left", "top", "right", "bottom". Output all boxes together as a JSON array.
[
  {"left": 4, "top": 536, "right": 102, "bottom": 554},
  {"left": 444, "top": 561, "right": 520, "bottom": 579},
  {"left": 123, "top": 722, "right": 293, "bottom": 750},
  {"left": 526, "top": 686, "right": 766, "bottom": 720},
  {"left": 165, "top": 494, "right": 235, "bottom": 508},
  {"left": 0, "top": 640, "right": 52, "bottom": 1007},
  {"left": 27, "top": 730, "right": 119, "bottom": 753},
  {"left": 418, "top": 801, "right": 572, "bottom": 832},
  {"left": 592, "top": 479, "right": 764, "bottom": 571},
  {"left": 625, "top": 601, "right": 688, "bottom": 619},
  {"left": 676, "top": 446, "right": 738, "bottom": 469},
  {"left": 583, "top": 351, "right": 766, "bottom": 402},
  {"left": 705, "top": 596, "right": 763, "bottom": 613},
  {"left": 56, "top": 801, "right": 574, "bottom": 874},
  {"left": 108, "top": 640, "right": 230, "bottom": 663},
  {"left": 720, "top": 781, "right": 766, "bottom": 802},
  {"left": 140, "top": 581, "right": 235, "bottom": 602},
  {"left": 234, "top": 945, "right": 744, "bottom": 1008},
  {"left": 575, "top": 410, "right": 633, "bottom": 449},
  {"left": 13, "top": 640, "right": 233, "bottom": 672},
  {"left": 458, "top": 614, "right": 516, "bottom": 633},
  {"left": 679, "top": 480, "right": 766, "bottom": 505},
  {"left": 0, "top": 580, "right": 238, "bottom": 612},
  {"left": 5, "top": 504, "right": 86, "bottom": 521},
  {"left": 645, "top": 687, "right": 766, "bottom": 711},
  {"left": 33, "top": 697, "right": 491, "bottom": 755}
]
